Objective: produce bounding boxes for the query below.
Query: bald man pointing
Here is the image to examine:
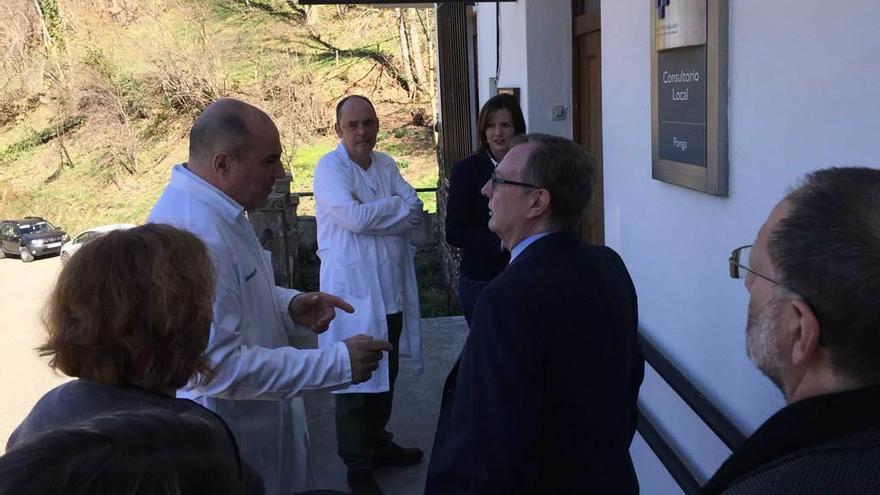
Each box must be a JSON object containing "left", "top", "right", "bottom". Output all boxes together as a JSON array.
[{"left": 149, "top": 98, "right": 391, "bottom": 495}]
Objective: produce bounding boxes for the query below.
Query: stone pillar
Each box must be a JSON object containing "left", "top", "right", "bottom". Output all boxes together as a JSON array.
[
  {"left": 437, "top": 176, "right": 461, "bottom": 291},
  {"left": 248, "top": 173, "right": 299, "bottom": 288}
]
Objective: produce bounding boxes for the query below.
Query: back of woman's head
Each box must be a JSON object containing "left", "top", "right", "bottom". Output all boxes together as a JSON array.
[
  {"left": 39, "top": 223, "right": 215, "bottom": 393},
  {"left": 0, "top": 408, "right": 247, "bottom": 495}
]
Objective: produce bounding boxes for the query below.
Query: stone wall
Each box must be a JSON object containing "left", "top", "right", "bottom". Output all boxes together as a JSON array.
[
  {"left": 436, "top": 176, "right": 460, "bottom": 292},
  {"left": 248, "top": 174, "right": 298, "bottom": 289}
]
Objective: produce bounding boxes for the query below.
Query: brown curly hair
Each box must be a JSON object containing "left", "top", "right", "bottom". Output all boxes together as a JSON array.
[{"left": 39, "top": 223, "right": 215, "bottom": 394}]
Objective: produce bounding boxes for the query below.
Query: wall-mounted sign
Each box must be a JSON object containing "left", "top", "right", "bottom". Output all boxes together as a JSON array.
[
  {"left": 655, "top": 0, "right": 706, "bottom": 50},
  {"left": 657, "top": 45, "right": 707, "bottom": 166},
  {"left": 651, "top": 0, "right": 728, "bottom": 196}
]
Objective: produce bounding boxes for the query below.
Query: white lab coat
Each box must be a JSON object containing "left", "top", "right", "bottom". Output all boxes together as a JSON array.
[
  {"left": 148, "top": 164, "right": 353, "bottom": 495},
  {"left": 313, "top": 144, "right": 423, "bottom": 394}
]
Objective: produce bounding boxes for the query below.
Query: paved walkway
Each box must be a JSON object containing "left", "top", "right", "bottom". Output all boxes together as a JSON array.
[
  {"left": 304, "top": 316, "right": 468, "bottom": 494},
  {"left": 0, "top": 256, "right": 70, "bottom": 447}
]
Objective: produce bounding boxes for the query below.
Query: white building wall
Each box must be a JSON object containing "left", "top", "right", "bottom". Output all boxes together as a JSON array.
[
  {"left": 475, "top": 2, "right": 528, "bottom": 119},
  {"left": 603, "top": 0, "right": 880, "bottom": 488},
  {"left": 525, "top": 0, "right": 573, "bottom": 137},
  {"left": 475, "top": 0, "right": 573, "bottom": 137},
  {"left": 470, "top": 0, "right": 880, "bottom": 493}
]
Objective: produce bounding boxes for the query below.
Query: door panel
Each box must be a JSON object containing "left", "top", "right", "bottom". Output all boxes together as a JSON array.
[
  {"left": 573, "top": 6, "right": 603, "bottom": 245},
  {"left": 578, "top": 31, "right": 603, "bottom": 245}
]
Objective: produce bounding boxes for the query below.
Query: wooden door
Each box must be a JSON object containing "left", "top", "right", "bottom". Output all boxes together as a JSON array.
[{"left": 573, "top": 3, "right": 603, "bottom": 245}]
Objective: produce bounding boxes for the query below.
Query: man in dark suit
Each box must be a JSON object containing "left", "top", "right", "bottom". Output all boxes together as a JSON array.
[
  {"left": 702, "top": 167, "right": 880, "bottom": 495},
  {"left": 425, "top": 133, "right": 644, "bottom": 494}
]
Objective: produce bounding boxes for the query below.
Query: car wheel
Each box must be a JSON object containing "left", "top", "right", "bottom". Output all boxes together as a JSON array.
[
  {"left": 20, "top": 247, "right": 34, "bottom": 263},
  {"left": 60, "top": 251, "right": 69, "bottom": 264}
]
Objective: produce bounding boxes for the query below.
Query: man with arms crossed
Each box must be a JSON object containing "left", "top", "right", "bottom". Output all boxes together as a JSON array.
[
  {"left": 426, "top": 134, "right": 644, "bottom": 494},
  {"left": 313, "top": 95, "right": 424, "bottom": 495},
  {"left": 703, "top": 167, "right": 880, "bottom": 494},
  {"left": 149, "top": 98, "right": 391, "bottom": 495}
]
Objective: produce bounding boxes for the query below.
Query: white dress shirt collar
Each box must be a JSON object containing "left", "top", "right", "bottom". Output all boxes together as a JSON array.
[{"left": 170, "top": 164, "right": 245, "bottom": 224}]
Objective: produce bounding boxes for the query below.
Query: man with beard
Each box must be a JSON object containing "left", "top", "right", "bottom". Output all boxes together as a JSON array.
[{"left": 703, "top": 167, "right": 880, "bottom": 494}]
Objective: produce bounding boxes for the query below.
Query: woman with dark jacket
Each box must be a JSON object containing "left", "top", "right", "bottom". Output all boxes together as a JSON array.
[
  {"left": 445, "top": 93, "right": 526, "bottom": 325},
  {"left": 3, "top": 224, "right": 262, "bottom": 494}
]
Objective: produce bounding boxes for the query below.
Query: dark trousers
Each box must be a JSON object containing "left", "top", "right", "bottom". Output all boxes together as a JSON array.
[
  {"left": 457, "top": 274, "right": 492, "bottom": 327},
  {"left": 335, "top": 312, "right": 402, "bottom": 469}
]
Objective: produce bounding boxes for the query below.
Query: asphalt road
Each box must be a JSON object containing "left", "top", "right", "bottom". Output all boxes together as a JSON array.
[{"left": 0, "top": 254, "right": 70, "bottom": 448}]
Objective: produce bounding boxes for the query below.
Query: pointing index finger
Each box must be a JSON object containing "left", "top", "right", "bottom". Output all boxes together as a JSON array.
[{"left": 322, "top": 292, "right": 355, "bottom": 313}]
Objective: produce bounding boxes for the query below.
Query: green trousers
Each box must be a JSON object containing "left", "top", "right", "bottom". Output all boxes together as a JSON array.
[{"left": 335, "top": 312, "right": 402, "bottom": 469}]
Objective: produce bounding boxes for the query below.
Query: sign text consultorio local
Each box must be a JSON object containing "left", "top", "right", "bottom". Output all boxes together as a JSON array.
[
  {"left": 662, "top": 68, "right": 700, "bottom": 101},
  {"left": 657, "top": 46, "right": 707, "bottom": 166}
]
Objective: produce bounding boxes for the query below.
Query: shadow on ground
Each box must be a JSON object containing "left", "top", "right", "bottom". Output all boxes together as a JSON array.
[{"left": 303, "top": 316, "right": 468, "bottom": 494}]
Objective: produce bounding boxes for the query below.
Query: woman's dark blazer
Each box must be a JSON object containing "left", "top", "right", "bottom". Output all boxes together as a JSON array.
[{"left": 445, "top": 151, "right": 509, "bottom": 281}]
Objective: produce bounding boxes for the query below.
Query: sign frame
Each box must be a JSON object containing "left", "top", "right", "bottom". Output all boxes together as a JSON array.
[{"left": 651, "top": 0, "right": 728, "bottom": 196}]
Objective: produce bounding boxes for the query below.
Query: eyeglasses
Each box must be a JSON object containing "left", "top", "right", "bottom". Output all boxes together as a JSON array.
[
  {"left": 728, "top": 245, "right": 782, "bottom": 286},
  {"left": 489, "top": 172, "right": 540, "bottom": 189},
  {"left": 729, "top": 244, "right": 824, "bottom": 345}
]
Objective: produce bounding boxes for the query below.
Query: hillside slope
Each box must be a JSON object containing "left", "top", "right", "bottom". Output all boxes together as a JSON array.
[{"left": 0, "top": 0, "right": 438, "bottom": 233}]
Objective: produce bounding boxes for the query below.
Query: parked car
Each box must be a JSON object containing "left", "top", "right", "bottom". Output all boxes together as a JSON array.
[
  {"left": 0, "top": 217, "right": 70, "bottom": 262},
  {"left": 60, "top": 223, "right": 137, "bottom": 264}
]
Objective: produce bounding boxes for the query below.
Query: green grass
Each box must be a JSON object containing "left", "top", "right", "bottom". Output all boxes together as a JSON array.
[
  {"left": 291, "top": 140, "right": 335, "bottom": 193},
  {"left": 417, "top": 191, "right": 437, "bottom": 214},
  {"left": 0, "top": 0, "right": 440, "bottom": 239},
  {"left": 0, "top": 120, "right": 82, "bottom": 163}
]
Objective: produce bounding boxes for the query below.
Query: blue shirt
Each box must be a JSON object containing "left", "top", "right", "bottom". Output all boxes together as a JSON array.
[{"left": 509, "top": 232, "right": 551, "bottom": 263}]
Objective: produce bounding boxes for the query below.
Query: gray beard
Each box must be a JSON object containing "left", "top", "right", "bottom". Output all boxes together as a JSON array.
[{"left": 746, "top": 299, "right": 785, "bottom": 392}]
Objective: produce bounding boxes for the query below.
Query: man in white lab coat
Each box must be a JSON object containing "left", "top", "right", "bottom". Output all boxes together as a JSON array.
[
  {"left": 149, "top": 98, "right": 393, "bottom": 495},
  {"left": 313, "top": 95, "right": 424, "bottom": 495}
]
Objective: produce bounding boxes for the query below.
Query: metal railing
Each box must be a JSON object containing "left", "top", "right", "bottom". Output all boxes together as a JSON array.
[{"left": 636, "top": 332, "right": 747, "bottom": 494}]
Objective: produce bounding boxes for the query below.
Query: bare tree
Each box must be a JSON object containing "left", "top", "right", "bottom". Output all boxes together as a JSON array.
[
  {"left": 407, "top": 9, "right": 426, "bottom": 88},
  {"left": 33, "top": 0, "right": 68, "bottom": 84},
  {"left": 414, "top": 8, "right": 437, "bottom": 112},
  {"left": 396, "top": 7, "right": 415, "bottom": 98},
  {"left": 304, "top": 5, "right": 320, "bottom": 25},
  {"left": 395, "top": 7, "right": 438, "bottom": 100}
]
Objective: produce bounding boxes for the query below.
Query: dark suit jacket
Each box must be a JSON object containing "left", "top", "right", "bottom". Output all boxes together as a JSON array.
[
  {"left": 426, "top": 232, "right": 644, "bottom": 494},
  {"left": 445, "top": 151, "right": 509, "bottom": 281},
  {"left": 701, "top": 386, "right": 880, "bottom": 495}
]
